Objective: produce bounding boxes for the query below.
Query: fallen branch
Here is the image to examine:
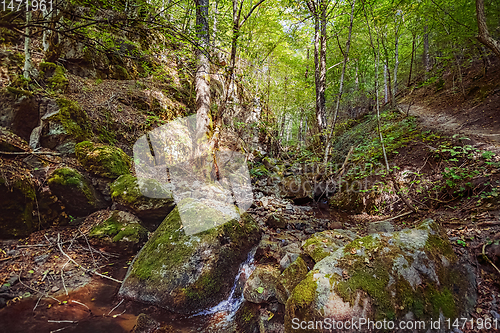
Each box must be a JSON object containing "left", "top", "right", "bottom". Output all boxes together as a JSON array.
[
  {"left": 373, "top": 211, "right": 413, "bottom": 224},
  {"left": 477, "top": 221, "right": 500, "bottom": 227},
  {"left": 48, "top": 320, "right": 77, "bottom": 323},
  {"left": 56, "top": 234, "right": 122, "bottom": 284},
  {"left": 107, "top": 299, "right": 124, "bottom": 316},
  {"left": 482, "top": 243, "right": 500, "bottom": 276},
  {"left": 70, "top": 300, "right": 90, "bottom": 310},
  {"left": 0, "top": 151, "right": 61, "bottom": 155}
]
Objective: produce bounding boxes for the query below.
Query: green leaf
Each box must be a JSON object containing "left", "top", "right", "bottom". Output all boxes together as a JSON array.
[
  {"left": 257, "top": 287, "right": 264, "bottom": 294},
  {"left": 28, "top": 270, "right": 34, "bottom": 274}
]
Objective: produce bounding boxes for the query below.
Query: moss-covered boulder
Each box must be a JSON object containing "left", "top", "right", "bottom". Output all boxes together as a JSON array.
[
  {"left": 243, "top": 265, "right": 287, "bottom": 304},
  {"left": 39, "top": 62, "right": 69, "bottom": 92},
  {"left": 75, "top": 141, "right": 130, "bottom": 178},
  {"left": 279, "top": 256, "right": 309, "bottom": 303},
  {"left": 89, "top": 210, "right": 148, "bottom": 253},
  {"left": 285, "top": 219, "right": 477, "bottom": 332},
  {"left": 48, "top": 167, "right": 107, "bottom": 216},
  {"left": 110, "top": 174, "right": 175, "bottom": 230},
  {"left": 302, "top": 230, "right": 358, "bottom": 263},
  {"left": 0, "top": 168, "right": 36, "bottom": 238},
  {"left": 118, "top": 199, "right": 261, "bottom": 314},
  {"left": 40, "top": 98, "right": 91, "bottom": 153}
]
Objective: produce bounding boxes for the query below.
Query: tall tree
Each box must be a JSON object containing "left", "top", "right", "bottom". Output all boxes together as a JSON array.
[
  {"left": 475, "top": 0, "right": 500, "bottom": 58},
  {"left": 194, "top": 0, "right": 211, "bottom": 157}
]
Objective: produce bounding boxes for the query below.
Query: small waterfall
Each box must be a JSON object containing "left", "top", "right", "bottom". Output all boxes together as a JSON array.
[{"left": 190, "top": 247, "right": 257, "bottom": 330}]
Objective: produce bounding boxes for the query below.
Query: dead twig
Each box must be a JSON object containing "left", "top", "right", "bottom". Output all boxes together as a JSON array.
[
  {"left": 108, "top": 299, "right": 124, "bottom": 316},
  {"left": 70, "top": 300, "right": 90, "bottom": 310},
  {"left": 373, "top": 211, "right": 413, "bottom": 224},
  {"left": 482, "top": 243, "right": 500, "bottom": 276},
  {"left": 56, "top": 233, "right": 122, "bottom": 284},
  {"left": 477, "top": 221, "right": 500, "bottom": 227},
  {"left": 0, "top": 151, "right": 61, "bottom": 155}
]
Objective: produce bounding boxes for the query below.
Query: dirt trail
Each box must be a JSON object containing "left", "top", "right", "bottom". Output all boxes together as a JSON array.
[{"left": 401, "top": 103, "right": 500, "bottom": 150}]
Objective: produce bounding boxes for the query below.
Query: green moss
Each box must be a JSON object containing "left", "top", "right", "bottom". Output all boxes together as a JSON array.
[
  {"left": 114, "top": 65, "right": 131, "bottom": 79},
  {"left": 280, "top": 256, "right": 309, "bottom": 298},
  {"left": 49, "top": 98, "right": 91, "bottom": 141},
  {"left": 336, "top": 261, "right": 392, "bottom": 320},
  {"left": 343, "top": 234, "right": 380, "bottom": 255},
  {"left": 110, "top": 174, "right": 142, "bottom": 203},
  {"left": 6, "top": 87, "right": 32, "bottom": 97},
  {"left": 290, "top": 273, "right": 318, "bottom": 308},
  {"left": 48, "top": 65, "right": 69, "bottom": 92},
  {"left": 48, "top": 167, "right": 95, "bottom": 205},
  {"left": 75, "top": 141, "right": 131, "bottom": 178},
  {"left": 39, "top": 61, "right": 57, "bottom": 73},
  {"left": 89, "top": 212, "right": 147, "bottom": 243},
  {"left": 425, "top": 233, "right": 456, "bottom": 261}
]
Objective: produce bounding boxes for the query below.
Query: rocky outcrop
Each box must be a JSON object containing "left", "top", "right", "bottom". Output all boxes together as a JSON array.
[
  {"left": 285, "top": 219, "right": 477, "bottom": 332},
  {"left": 89, "top": 210, "right": 148, "bottom": 253},
  {"left": 48, "top": 167, "right": 107, "bottom": 217},
  {"left": 0, "top": 89, "right": 39, "bottom": 141},
  {"left": 39, "top": 98, "right": 92, "bottom": 153},
  {"left": 118, "top": 199, "right": 261, "bottom": 314},
  {"left": 0, "top": 167, "right": 36, "bottom": 238},
  {"left": 302, "top": 229, "right": 358, "bottom": 263},
  {"left": 75, "top": 141, "right": 130, "bottom": 178},
  {"left": 243, "top": 265, "right": 286, "bottom": 304},
  {"left": 110, "top": 174, "right": 175, "bottom": 230}
]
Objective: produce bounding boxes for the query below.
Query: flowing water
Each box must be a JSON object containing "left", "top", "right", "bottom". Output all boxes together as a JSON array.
[{"left": 0, "top": 248, "right": 257, "bottom": 333}]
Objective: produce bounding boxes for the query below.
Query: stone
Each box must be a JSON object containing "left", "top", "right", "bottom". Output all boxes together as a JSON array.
[
  {"left": 285, "top": 219, "right": 478, "bottom": 332},
  {"left": 0, "top": 167, "right": 36, "bottom": 238},
  {"left": 130, "top": 313, "right": 159, "bottom": 333},
  {"left": 118, "top": 199, "right": 261, "bottom": 314},
  {"left": 279, "top": 256, "right": 309, "bottom": 303},
  {"left": 110, "top": 174, "right": 175, "bottom": 230},
  {"left": 48, "top": 167, "right": 107, "bottom": 217},
  {"left": 75, "top": 141, "right": 131, "bottom": 179},
  {"left": 368, "top": 220, "right": 395, "bottom": 234},
  {"left": 301, "top": 229, "right": 358, "bottom": 263},
  {"left": 0, "top": 89, "right": 39, "bottom": 141},
  {"left": 89, "top": 210, "right": 148, "bottom": 253},
  {"left": 40, "top": 98, "right": 91, "bottom": 153},
  {"left": 267, "top": 213, "right": 286, "bottom": 229},
  {"left": 243, "top": 265, "right": 286, "bottom": 304}
]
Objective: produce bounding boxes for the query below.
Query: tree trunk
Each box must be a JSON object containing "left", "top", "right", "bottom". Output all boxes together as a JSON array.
[
  {"left": 318, "top": 0, "right": 327, "bottom": 131},
  {"left": 323, "top": 0, "right": 356, "bottom": 165},
  {"left": 194, "top": 0, "right": 211, "bottom": 158},
  {"left": 384, "top": 63, "right": 388, "bottom": 104},
  {"left": 23, "top": 11, "right": 37, "bottom": 79},
  {"left": 393, "top": 27, "right": 400, "bottom": 98},
  {"left": 423, "top": 26, "right": 431, "bottom": 76},
  {"left": 475, "top": 0, "right": 500, "bottom": 58},
  {"left": 407, "top": 34, "right": 416, "bottom": 87}
]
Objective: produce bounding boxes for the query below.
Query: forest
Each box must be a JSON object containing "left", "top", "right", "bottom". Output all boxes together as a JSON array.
[{"left": 0, "top": 0, "right": 500, "bottom": 332}]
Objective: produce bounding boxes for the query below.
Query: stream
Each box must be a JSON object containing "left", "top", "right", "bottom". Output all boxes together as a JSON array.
[{"left": 0, "top": 247, "right": 257, "bottom": 333}]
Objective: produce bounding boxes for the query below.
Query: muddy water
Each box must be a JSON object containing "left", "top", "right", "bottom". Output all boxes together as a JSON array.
[{"left": 0, "top": 249, "right": 257, "bottom": 333}]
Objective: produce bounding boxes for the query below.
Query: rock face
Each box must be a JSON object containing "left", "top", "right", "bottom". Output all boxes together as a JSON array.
[
  {"left": 0, "top": 127, "right": 30, "bottom": 152},
  {"left": 0, "top": 89, "right": 39, "bottom": 141},
  {"left": 48, "top": 167, "right": 107, "bottom": 217},
  {"left": 110, "top": 174, "right": 175, "bottom": 230},
  {"left": 285, "top": 219, "right": 477, "bottom": 332},
  {"left": 75, "top": 141, "right": 131, "bottom": 179},
  {"left": 89, "top": 210, "right": 148, "bottom": 253},
  {"left": 0, "top": 170, "right": 36, "bottom": 238},
  {"left": 40, "top": 98, "right": 92, "bottom": 153},
  {"left": 302, "top": 229, "right": 358, "bottom": 263},
  {"left": 118, "top": 199, "right": 261, "bottom": 314},
  {"left": 243, "top": 265, "right": 286, "bottom": 304}
]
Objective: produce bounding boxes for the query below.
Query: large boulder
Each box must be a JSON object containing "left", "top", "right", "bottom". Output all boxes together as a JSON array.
[
  {"left": 285, "top": 219, "right": 477, "bottom": 332},
  {"left": 110, "top": 174, "right": 175, "bottom": 230},
  {"left": 279, "top": 256, "right": 309, "bottom": 303},
  {"left": 48, "top": 167, "right": 107, "bottom": 217},
  {"left": 88, "top": 210, "right": 148, "bottom": 253},
  {"left": 39, "top": 98, "right": 92, "bottom": 153},
  {"left": 118, "top": 199, "right": 261, "bottom": 314},
  {"left": 0, "top": 88, "right": 39, "bottom": 141},
  {"left": 243, "top": 265, "right": 286, "bottom": 304},
  {"left": 75, "top": 141, "right": 131, "bottom": 179},
  {"left": 0, "top": 166, "right": 36, "bottom": 238}
]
